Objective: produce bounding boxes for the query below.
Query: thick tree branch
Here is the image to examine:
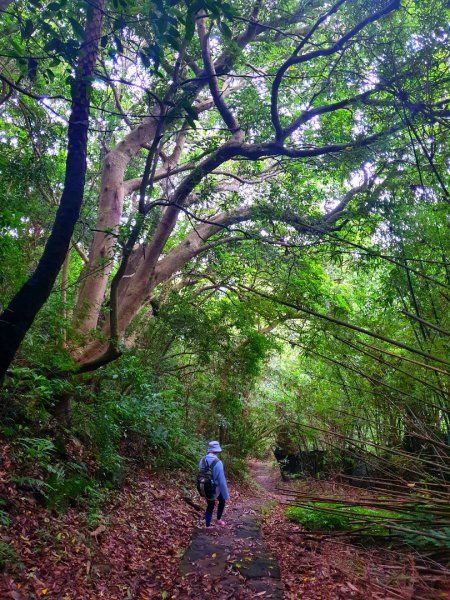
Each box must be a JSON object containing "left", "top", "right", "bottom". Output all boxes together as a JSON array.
[
  {"left": 271, "top": 0, "right": 401, "bottom": 141},
  {"left": 197, "top": 11, "right": 244, "bottom": 141},
  {"left": 72, "top": 242, "right": 89, "bottom": 264},
  {"left": 283, "top": 86, "right": 387, "bottom": 139}
]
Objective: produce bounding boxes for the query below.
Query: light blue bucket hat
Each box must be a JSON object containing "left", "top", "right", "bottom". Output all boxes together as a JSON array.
[{"left": 207, "top": 440, "right": 222, "bottom": 453}]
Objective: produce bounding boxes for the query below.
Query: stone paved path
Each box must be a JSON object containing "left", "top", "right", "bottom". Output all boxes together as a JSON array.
[{"left": 180, "top": 462, "right": 284, "bottom": 599}]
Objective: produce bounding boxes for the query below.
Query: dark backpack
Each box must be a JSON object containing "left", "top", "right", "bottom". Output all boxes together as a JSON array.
[{"left": 197, "top": 456, "right": 219, "bottom": 499}]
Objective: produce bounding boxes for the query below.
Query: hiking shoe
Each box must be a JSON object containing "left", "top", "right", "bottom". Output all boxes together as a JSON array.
[{"left": 216, "top": 519, "right": 226, "bottom": 527}]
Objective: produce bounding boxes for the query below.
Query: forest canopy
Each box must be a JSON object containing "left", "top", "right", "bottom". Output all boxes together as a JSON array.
[{"left": 0, "top": 0, "right": 448, "bottom": 490}]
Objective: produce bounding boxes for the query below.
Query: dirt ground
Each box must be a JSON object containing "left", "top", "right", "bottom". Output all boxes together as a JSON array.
[{"left": 1, "top": 452, "right": 449, "bottom": 599}]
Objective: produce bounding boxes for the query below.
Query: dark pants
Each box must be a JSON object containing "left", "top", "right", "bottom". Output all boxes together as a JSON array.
[{"left": 205, "top": 493, "right": 225, "bottom": 527}]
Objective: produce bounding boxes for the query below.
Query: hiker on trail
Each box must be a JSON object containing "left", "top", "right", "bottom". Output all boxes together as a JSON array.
[{"left": 198, "top": 441, "right": 229, "bottom": 528}]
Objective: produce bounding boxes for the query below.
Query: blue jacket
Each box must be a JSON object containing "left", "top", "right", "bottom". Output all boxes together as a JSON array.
[{"left": 199, "top": 452, "right": 230, "bottom": 500}]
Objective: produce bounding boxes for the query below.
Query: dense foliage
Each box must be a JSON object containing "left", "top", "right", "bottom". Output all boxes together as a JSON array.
[{"left": 0, "top": 0, "right": 448, "bottom": 557}]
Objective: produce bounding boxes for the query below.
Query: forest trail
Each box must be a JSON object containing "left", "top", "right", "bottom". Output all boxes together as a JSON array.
[
  {"left": 249, "top": 459, "right": 282, "bottom": 495},
  {"left": 180, "top": 460, "right": 284, "bottom": 599},
  {"left": 2, "top": 453, "right": 448, "bottom": 599}
]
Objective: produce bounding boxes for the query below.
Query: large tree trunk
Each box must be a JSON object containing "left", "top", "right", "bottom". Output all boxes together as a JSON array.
[
  {"left": 73, "top": 186, "right": 361, "bottom": 368},
  {"left": 0, "top": 0, "right": 104, "bottom": 383},
  {"left": 73, "top": 108, "right": 161, "bottom": 334},
  {"left": 71, "top": 12, "right": 271, "bottom": 337},
  {"left": 71, "top": 5, "right": 292, "bottom": 343},
  {"left": 74, "top": 207, "right": 252, "bottom": 365}
]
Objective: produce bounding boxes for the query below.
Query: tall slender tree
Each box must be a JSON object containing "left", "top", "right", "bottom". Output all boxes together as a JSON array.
[{"left": 0, "top": 0, "right": 104, "bottom": 382}]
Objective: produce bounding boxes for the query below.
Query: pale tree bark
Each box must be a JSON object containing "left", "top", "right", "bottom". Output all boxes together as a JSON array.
[
  {"left": 72, "top": 0, "right": 403, "bottom": 371},
  {"left": 73, "top": 133, "right": 239, "bottom": 365},
  {"left": 74, "top": 82, "right": 237, "bottom": 336},
  {"left": 71, "top": 0, "right": 296, "bottom": 334},
  {"left": 75, "top": 171, "right": 370, "bottom": 367},
  {"left": 74, "top": 106, "right": 162, "bottom": 333},
  {"left": 74, "top": 206, "right": 249, "bottom": 365}
]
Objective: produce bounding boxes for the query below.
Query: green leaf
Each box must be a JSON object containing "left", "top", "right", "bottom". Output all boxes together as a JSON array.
[
  {"left": 222, "top": 2, "right": 237, "bottom": 18},
  {"left": 180, "top": 99, "right": 198, "bottom": 120},
  {"left": 165, "top": 34, "right": 180, "bottom": 51},
  {"left": 69, "top": 17, "right": 85, "bottom": 40},
  {"left": 22, "top": 19, "right": 35, "bottom": 39},
  {"left": 185, "top": 116, "right": 197, "bottom": 129},
  {"left": 114, "top": 35, "right": 123, "bottom": 54},
  {"left": 203, "top": 0, "right": 220, "bottom": 18},
  {"left": 44, "top": 68, "right": 55, "bottom": 82},
  {"left": 184, "top": 14, "right": 195, "bottom": 41},
  {"left": 139, "top": 50, "right": 150, "bottom": 69},
  {"left": 155, "top": 15, "right": 168, "bottom": 36},
  {"left": 219, "top": 21, "right": 232, "bottom": 39},
  {"left": 146, "top": 43, "right": 162, "bottom": 72}
]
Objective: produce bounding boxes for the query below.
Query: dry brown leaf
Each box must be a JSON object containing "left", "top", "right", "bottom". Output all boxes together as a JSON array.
[{"left": 89, "top": 524, "right": 107, "bottom": 537}]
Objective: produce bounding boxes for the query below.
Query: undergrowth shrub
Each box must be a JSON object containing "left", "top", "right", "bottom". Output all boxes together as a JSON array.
[
  {"left": 2, "top": 430, "right": 103, "bottom": 514},
  {"left": 71, "top": 381, "right": 202, "bottom": 476},
  {"left": 285, "top": 502, "right": 449, "bottom": 549},
  {"left": 44, "top": 463, "right": 103, "bottom": 513},
  {"left": 2, "top": 368, "right": 75, "bottom": 425},
  {"left": 401, "top": 527, "right": 450, "bottom": 550},
  {"left": 285, "top": 503, "right": 400, "bottom": 535},
  {"left": 0, "top": 499, "right": 10, "bottom": 526},
  {"left": 0, "top": 541, "right": 22, "bottom": 572}
]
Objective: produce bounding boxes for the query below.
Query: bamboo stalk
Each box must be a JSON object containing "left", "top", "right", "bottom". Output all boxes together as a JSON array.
[{"left": 287, "top": 420, "right": 450, "bottom": 474}]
